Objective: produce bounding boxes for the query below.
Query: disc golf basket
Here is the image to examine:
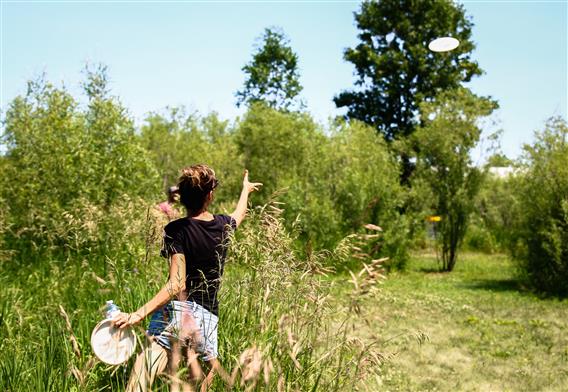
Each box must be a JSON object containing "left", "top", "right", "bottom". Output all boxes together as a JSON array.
[{"left": 426, "top": 215, "right": 442, "bottom": 265}]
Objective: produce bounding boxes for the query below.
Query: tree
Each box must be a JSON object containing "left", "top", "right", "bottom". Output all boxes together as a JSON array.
[
  {"left": 81, "top": 64, "right": 158, "bottom": 207},
  {"left": 236, "top": 27, "right": 303, "bottom": 110},
  {"left": 335, "top": 0, "right": 482, "bottom": 143},
  {"left": 413, "top": 88, "right": 497, "bottom": 271},
  {"left": 234, "top": 104, "right": 411, "bottom": 265},
  {"left": 486, "top": 152, "right": 513, "bottom": 167},
  {"left": 235, "top": 103, "right": 318, "bottom": 199}
]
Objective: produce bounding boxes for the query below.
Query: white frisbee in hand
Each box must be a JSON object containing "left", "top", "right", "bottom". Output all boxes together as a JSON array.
[
  {"left": 428, "top": 37, "right": 459, "bottom": 52},
  {"left": 91, "top": 319, "right": 137, "bottom": 365}
]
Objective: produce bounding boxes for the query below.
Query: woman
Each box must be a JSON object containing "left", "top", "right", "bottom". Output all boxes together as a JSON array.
[{"left": 113, "top": 165, "right": 262, "bottom": 391}]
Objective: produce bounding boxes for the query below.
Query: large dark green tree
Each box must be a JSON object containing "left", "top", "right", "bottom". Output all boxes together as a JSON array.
[
  {"left": 236, "top": 27, "right": 303, "bottom": 110},
  {"left": 335, "top": 0, "right": 482, "bottom": 143}
]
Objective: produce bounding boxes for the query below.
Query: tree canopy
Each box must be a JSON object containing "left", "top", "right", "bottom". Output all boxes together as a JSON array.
[
  {"left": 236, "top": 27, "right": 303, "bottom": 111},
  {"left": 335, "top": 0, "right": 483, "bottom": 142}
]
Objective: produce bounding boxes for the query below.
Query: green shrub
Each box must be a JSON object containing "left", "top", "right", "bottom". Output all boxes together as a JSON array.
[
  {"left": 235, "top": 105, "right": 410, "bottom": 268},
  {"left": 139, "top": 109, "right": 243, "bottom": 204},
  {"left": 469, "top": 173, "right": 523, "bottom": 254},
  {"left": 323, "top": 120, "right": 411, "bottom": 269},
  {"left": 515, "top": 117, "right": 568, "bottom": 295},
  {"left": 463, "top": 221, "right": 497, "bottom": 253},
  {"left": 1, "top": 67, "right": 159, "bottom": 253},
  {"left": 235, "top": 102, "right": 322, "bottom": 202}
]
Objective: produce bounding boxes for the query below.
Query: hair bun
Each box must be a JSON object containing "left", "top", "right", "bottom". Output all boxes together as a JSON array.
[
  {"left": 180, "top": 167, "right": 202, "bottom": 188},
  {"left": 177, "top": 164, "right": 218, "bottom": 214}
]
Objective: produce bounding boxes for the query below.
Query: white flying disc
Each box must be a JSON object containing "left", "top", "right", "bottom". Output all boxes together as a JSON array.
[
  {"left": 428, "top": 37, "right": 459, "bottom": 52},
  {"left": 91, "top": 319, "right": 137, "bottom": 365}
]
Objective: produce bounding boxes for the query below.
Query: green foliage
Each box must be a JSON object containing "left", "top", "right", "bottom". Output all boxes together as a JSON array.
[
  {"left": 235, "top": 103, "right": 337, "bottom": 248},
  {"left": 463, "top": 221, "right": 497, "bottom": 253},
  {"left": 308, "top": 120, "right": 411, "bottom": 269},
  {"left": 139, "top": 109, "right": 243, "bottom": 204},
  {"left": 335, "top": 0, "right": 482, "bottom": 142},
  {"left": 236, "top": 28, "right": 303, "bottom": 110},
  {"left": 486, "top": 152, "right": 513, "bottom": 167},
  {"left": 466, "top": 173, "right": 523, "bottom": 254},
  {"left": 235, "top": 104, "right": 411, "bottom": 267},
  {"left": 413, "top": 88, "right": 497, "bottom": 271},
  {"left": 140, "top": 102, "right": 412, "bottom": 267},
  {"left": 515, "top": 117, "right": 568, "bottom": 295},
  {"left": 0, "top": 196, "right": 11, "bottom": 263},
  {"left": 139, "top": 107, "right": 199, "bottom": 190},
  {"left": 0, "top": 61, "right": 413, "bottom": 269},
  {"left": 235, "top": 103, "right": 320, "bottom": 199},
  {"left": 1, "top": 66, "right": 158, "bottom": 251}
]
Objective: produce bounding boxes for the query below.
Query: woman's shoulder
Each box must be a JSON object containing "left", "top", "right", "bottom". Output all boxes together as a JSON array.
[
  {"left": 164, "top": 217, "right": 189, "bottom": 232},
  {"left": 214, "top": 214, "right": 237, "bottom": 230}
]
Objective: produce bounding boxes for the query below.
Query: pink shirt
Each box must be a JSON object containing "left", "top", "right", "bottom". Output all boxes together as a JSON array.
[{"left": 158, "top": 202, "right": 177, "bottom": 220}]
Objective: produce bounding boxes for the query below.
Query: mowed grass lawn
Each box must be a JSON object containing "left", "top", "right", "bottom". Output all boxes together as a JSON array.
[{"left": 349, "top": 253, "right": 568, "bottom": 391}]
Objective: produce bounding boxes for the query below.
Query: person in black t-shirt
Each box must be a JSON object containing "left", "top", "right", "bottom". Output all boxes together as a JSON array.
[{"left": 113, "top": 164, "right": 262, "bottom": 392}]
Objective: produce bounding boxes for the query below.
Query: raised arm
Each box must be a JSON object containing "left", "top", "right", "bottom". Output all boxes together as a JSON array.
[
  {"left": 230, "top": 170, "right": 262, "bottom": 228},
  {"left": 113, "top": 253, "right": 186, "bottom": 329}
]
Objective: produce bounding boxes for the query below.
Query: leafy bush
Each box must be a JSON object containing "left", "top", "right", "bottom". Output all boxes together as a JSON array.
[
  {"left": 515, "top": 117, "right": 568, "bottom": 295},
  {"left": 463, "top": 221, "right": 497, "bottom": 253},
  {"left": 1, "top": 67, "right": 414, "bottom": 271},
  {"left": 316, "top": 120, "right": 411, "bottom": 269},
  {"left": 466, "top": 173, "right": 523, "bottom": 254},
  {"left": 235, "top": 102, "right": 321, "bottom": 202},
  {"left": 235, "top": 104, "right": 411, "bottom": 268},
  {"left": 1, "top": 67, "right": 159, "bottom": 253},
  {"left": 0, "top": 196, "right": 12, "bottom": 262},
  {"left": 139, "top": 109, "right": 243, "bottom": 204}
]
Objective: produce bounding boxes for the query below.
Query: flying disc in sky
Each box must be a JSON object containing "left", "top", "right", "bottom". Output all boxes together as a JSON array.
[{"left": 428, "top": 37, "right": 460, "bottom": 52}]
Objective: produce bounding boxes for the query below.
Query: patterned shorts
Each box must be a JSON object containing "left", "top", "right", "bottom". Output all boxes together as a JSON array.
[{"left": 147, "top": 300, "right": 219, "bottom": 361}]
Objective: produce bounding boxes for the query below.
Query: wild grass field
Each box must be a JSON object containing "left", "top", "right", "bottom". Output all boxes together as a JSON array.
[
  {"left": 0, "top": 206, "right": 383, "bottom": 391},
  {"left": 3, "top": 220, "right": 567, "bottom": 392},
  {"left": 353, "top": 253, "right": 568, "bottom": 391}
]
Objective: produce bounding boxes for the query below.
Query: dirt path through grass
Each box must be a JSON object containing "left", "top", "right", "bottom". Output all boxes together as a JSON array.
[{"left": 354, "top": 253, "right": 568, "bottom": 391}]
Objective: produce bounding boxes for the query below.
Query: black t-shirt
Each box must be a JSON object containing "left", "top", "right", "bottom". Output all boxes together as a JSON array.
[{"left": 161, "top": 214, "right": 236, "bottom": 315}]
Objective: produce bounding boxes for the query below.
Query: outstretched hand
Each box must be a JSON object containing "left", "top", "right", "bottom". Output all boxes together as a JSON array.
[{"left": 242, "top": 170, "right": 262, "bottom": 194}]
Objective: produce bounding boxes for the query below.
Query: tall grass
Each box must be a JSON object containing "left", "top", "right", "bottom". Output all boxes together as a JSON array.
[{"left": 0, "top": 200, "right": 386, "bottom": 391}]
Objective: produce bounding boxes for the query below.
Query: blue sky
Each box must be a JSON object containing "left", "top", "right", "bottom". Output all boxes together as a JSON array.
[{"left": 1, "top": 1, "right": 566, "bottom": 160}]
